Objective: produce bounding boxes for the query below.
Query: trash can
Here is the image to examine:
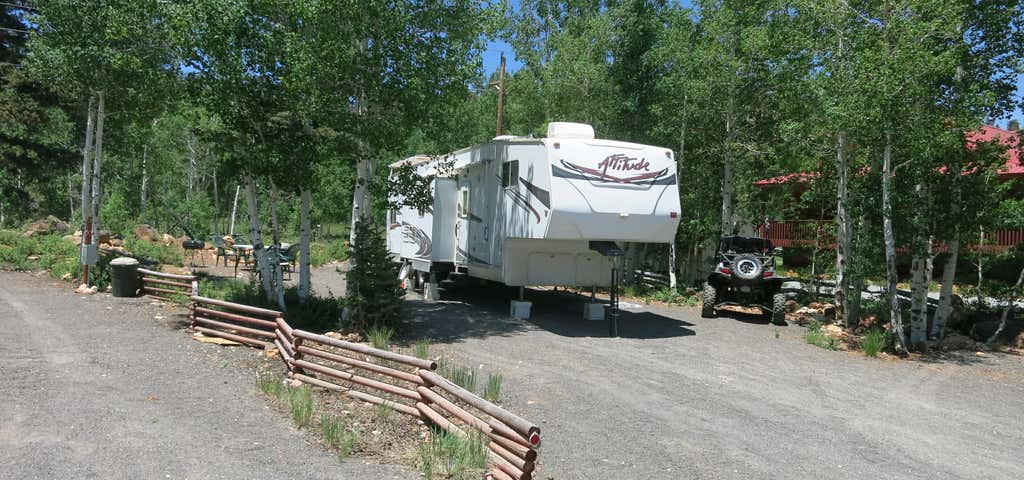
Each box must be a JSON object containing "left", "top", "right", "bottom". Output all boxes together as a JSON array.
[{"left": 110, "top": 257, "right": 140, "bottom": 297}]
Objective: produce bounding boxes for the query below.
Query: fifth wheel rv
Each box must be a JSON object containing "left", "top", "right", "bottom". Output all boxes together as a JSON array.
[{"left": 386, "top": 122, "right": 681, "bottom": 312}]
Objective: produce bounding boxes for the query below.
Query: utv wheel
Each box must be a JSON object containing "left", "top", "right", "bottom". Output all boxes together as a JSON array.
[
  {"left": 701, "top": 284, "right": 718, "bottom": 318},
  {"left": 770, "top": 293, "right": 787, "bottom": 326}
]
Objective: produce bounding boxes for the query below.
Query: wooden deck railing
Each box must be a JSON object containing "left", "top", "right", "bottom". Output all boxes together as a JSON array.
[{"left": 762, "top": 221, "right": 1024, "bottom": 253}]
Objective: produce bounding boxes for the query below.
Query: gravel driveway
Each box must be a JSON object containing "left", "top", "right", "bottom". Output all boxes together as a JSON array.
[
  {"left": 0, "top": 271, "right": 410, "bottom": 480},
  {"left": 405, "top": 283, "right": 1024, "bottom": 480}
]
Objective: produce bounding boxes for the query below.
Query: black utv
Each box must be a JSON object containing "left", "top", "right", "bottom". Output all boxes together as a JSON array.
[{"left": 701, "top": 235, "right": 787, "bottom": 325}]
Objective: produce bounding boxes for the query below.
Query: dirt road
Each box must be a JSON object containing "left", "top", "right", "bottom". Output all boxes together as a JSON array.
[
  {"left": 407, "top": 284, "right": 1024, "bottom": 480},
  {"left": 0, "top": 271, "right": 409, "bottom": 480}
]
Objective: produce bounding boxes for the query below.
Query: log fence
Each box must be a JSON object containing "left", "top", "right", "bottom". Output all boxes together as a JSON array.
[
  {"left": 187, "top": 295, "right": 542, "bottom": 479},
  {"left": 138, "top": 268, "right": 197, "bottom": 301}
]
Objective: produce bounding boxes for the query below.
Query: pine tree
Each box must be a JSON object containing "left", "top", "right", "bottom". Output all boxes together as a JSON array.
[{"left": 345, "top": 220, "right": 405, "bottom": 331}]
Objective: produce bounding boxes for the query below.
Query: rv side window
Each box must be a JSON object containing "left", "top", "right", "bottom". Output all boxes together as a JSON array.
[
  {"left": 501, "top": 160, "right": 519, "bottom": 188},
  {"left": 458, "top": 187, "right": 469, "bottom": 218}
]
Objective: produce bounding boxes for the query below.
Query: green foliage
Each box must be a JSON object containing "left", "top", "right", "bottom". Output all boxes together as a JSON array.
[
  {"left": 124, "top": 238, "right": 182, "bottom": 266},
  {"left": 803, "top": 319, "right": 838, "bottom": 351},
  {"left": 417, "top": 430, "right": 488, "bottom": 480},
  {"left": 861, "top": 329, "right": 890, "bottom": 357},
  {"left": 367, "top": 326, "right": 395, "bottom": 351},
  {"left": 198, "top": 276, "right": 341, "bottom": 332},
  {"left": 375, "top": 403, "right": 397, "bottom": 427},
  {"left": 0, "top": 232, "right": 83, "bottom": 283},
  {"left": 309, "top": 239, "right": 347, "bottom": 267},
  {"left": 345, "top": 221, "right": 405, "bottom": 331},
  {"left": 483, "top": 373, "right": 503, "bottom": 403}
]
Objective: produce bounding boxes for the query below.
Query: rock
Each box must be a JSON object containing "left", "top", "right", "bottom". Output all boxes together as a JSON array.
[
  {"left": 324, "top": 331, "right": 343, "bottom": 339},
  {"left": 98, "top": 230, "right": 111, "bottom": 244},
  {"left": 176, "top": 235, "right": 190, "bottom": 246},
  {"left": 1016, "top": 332, "right": 1024, "bottom": 350},
  {"left": 939, "top": 332, "right": 975, "bottom": 351},
  {"left": 162, "top": 233, "right": 177, "bottom": 246},
  {"left": 45, "top": 215, "right": 70, "bottom": 234},
  {"left": 20, "top": 229, "right": 36, "bottom": 237},
  {"left": 822, "top": 304, "right": 837, "bottom": 320},
  {"left": 784, "top": 299, "right": 798, "bottom": 313},
  {"left": 74, "top": 230, "right": 82, "bottom": 237},
  {"left": 63, "top": 234, "right": 82, "bottom": 246},
  {"left": 26, "top": 255, "right": 39, "bottom": 261},
  {"left": 134, "top": 224, "right": 160, "bottom": 242},
  {"left": 109, "top": 238, "right": 123, "bottom": 247}
]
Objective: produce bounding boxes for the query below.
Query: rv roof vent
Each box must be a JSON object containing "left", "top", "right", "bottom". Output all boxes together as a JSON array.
[
  {"left": 493, "top": 135, "right": 517, "bottom": 141},
  {"left": 547, "top": 122, "right": 595, "bottom": 140}
]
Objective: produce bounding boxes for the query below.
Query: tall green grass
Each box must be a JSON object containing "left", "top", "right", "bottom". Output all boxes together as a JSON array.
[
  {"left": 861, "top": 328, "right": 890, "bottom": 357},
  {"left": 417, "top": 430, "right": 488, "bottom": 480}
]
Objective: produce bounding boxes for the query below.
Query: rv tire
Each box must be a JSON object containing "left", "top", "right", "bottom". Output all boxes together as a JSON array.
[{"left": 701, "top": 283, "right": 717, "bottom": 318}]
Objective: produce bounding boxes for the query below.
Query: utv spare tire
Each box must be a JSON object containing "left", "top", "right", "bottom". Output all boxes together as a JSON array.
[
  {"left": 770, "top": 292, "right": 787, "bottom": 326},
  {"left": 732, "top": 256, "right": 763, "bottom": 280},
  {"left": 701, "top": 283, "right": 718, "bottom": 318}
]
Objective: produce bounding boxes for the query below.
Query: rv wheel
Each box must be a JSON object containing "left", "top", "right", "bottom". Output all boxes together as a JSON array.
[{"left": 701, "top": 284, "right": 718, "bottom": 318}]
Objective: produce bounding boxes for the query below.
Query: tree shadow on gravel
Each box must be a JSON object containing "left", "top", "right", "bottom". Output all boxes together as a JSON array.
[{"left": 400, "top": 283, "right": 695, "bottom": 343}]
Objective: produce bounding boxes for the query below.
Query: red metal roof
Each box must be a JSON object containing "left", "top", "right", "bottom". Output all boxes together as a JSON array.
[
  {"left": 754, "top": 125, "right": 1022, "bottom": 186},
  {"left": 967, "top": 124, "right": 1022, "bottom": 176}
]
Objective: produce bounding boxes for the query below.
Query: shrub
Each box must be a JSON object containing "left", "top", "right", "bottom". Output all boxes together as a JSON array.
[
  {"left": 310, "top": 238, "right": 348, "bottom": 267},
  {"left": 345, "top": 220, "right": 404, "bottom": 331},
  {"left": 125, "top": 237, "right": 182, "bottom": 266},
  {"left": 861, "top": 328, "right": 890, "bottom": 357}
]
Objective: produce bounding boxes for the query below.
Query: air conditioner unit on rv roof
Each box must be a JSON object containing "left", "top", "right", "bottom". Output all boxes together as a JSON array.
[{"left": 546, "top": 122, "right": 595, "bottom": 140}]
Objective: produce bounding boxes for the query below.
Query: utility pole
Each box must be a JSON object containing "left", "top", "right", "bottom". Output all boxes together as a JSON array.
[{"left": 495, "top": 53, "right": 506, "bottom": 137}]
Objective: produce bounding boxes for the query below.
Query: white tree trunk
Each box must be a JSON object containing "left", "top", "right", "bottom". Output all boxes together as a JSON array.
[
  {"left": 882, "top": 131, "right": 907, "bottom": 353},
  {"left": 835, "top": 131, "right": 852, "bottom": 325},
  {"left": 298, "top": 187, "right": 312, "bottom": 302},
  {"left": 79, "top": 95, "right": 95, "bottom": 285},
  {"left": 90, "top": 91, "right": 105, "bottom": 244},
  {"left": 268, "top": 180, "right": 285, "bottom": 309},
  {"left": 80, "top": 96, "right": 95, "bottom": 234},
  {"left": 140, "top": 144, "right": 148, "bottom": 220},
  {"left": 244, "top": 173, "right": 275, "bottom": 300},
  {"left": 721, "top": 157, "right": 734, "bottom": 235},
  {"left": 668, "top": 241, "right": 677, "bottom": 290},
  {"left": 933, "top": 239, "right": 959, "bottom": 339},
  {"left": 909, "top": 253, "right": 929, "bottom": 346},
  {"left": 229, "top": 185, "right": 240, "bottom": 235},
  {"left": 987, "top": 264, "right": 1024, "bottom": 346},
  {"left": 349, "top": 157, "right": 374, "bottom": 246}
]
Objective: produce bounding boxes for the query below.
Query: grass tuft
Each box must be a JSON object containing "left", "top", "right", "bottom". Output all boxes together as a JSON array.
[
  {"left": 861, "top": 328, "right": 890, "bottom": 357},
  {"left": 803, "top": 319, "right": 838, "bottom": 351},
  {"left": 483, "top": 373, "right": 503, "bottom": 403},
  {"left": 287, "top": 385, "right": 314, "bottom": 428},
  {"left": 418, "top": 430, "right": 488, "bottom": 480},
  {"left": 367, "top": 326, "right": 395, "bottom": 351},
  {"left": 439, "top": 359, "right": 477, "bottom": 392},
  {"left": 414, "top": 338, "right": 431, "bottom": 360},
  {"left": 320, "top": 413, "right": 359, "bottom": 458}
]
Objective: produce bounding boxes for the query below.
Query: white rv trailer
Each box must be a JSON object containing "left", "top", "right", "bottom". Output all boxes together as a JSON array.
[{"left": 387, "top": 122, "right": 680, "bottom": 291}]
